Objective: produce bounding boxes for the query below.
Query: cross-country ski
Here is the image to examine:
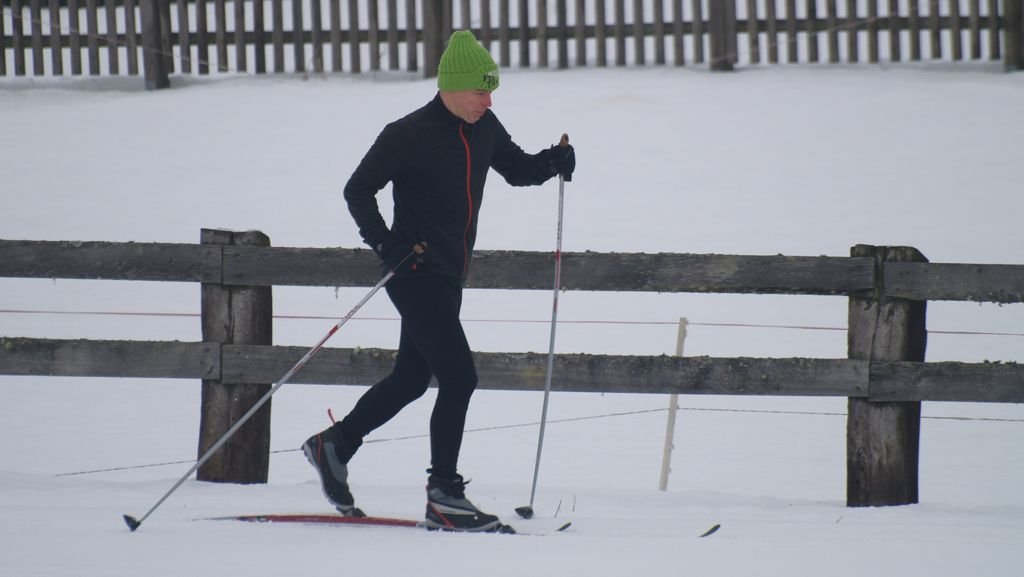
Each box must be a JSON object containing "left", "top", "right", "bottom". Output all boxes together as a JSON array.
[{"left": 207, "top": 513, "right": 572, "bottom": 536}]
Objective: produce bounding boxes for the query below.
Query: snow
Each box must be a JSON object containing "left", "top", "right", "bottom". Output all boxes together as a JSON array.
[{"left": 2, "top": 63, "right": 1023, "bottom": 576}]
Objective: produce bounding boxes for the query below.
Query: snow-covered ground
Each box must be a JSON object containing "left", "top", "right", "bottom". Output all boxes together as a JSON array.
[{"left": 2, "top": 63, "right": 1023, "bottom": 576}]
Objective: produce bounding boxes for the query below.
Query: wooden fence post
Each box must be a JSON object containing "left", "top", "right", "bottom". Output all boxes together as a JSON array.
[
  {"left": 140, "top": 0, "right": 170, "bottom": 89},
  {"left": 422, "top": 0, "right": 445, "bottom": 78},
  {"left": 847, "top": 245, "right": 927, "bottom": 507},
  {"left": 708, "top": 0, "right": 737, "bottom": 71},
  {"left": 198, "top": 229, "right": 273, "bottom": 484},
  {"left": 1006, "top": 0, "right": 1024, "bottom": 71}
]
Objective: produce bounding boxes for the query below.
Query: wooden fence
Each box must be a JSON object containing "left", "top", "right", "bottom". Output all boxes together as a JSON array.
[
  {"left": 3, "top": 1, "right": 1023, "bottom": 85},
  {"left": 2, "top": 233, "right": 1023, "bottom": 506}
]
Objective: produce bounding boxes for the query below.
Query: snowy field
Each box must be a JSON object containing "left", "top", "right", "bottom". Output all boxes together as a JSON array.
[{"left": 2, "top": 63, "right": 1023, "bottom": 576}]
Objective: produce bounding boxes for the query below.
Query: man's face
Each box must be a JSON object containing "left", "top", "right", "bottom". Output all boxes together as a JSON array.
[{"left": 442, "top": 90, "right": 493, "bottom": 124}]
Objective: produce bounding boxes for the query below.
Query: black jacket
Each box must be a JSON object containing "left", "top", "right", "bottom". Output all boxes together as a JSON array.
[{"left": 344, "top": 93, "right": 556, "bottom": 281}]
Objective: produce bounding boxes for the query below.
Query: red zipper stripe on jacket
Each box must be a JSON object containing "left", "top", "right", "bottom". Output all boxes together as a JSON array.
[{"left": 458, "top": 123, "right": 472, "bottom": 275}]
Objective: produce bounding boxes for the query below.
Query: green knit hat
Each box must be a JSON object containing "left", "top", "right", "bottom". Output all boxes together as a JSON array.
[{"left": 437, "top": 30, "right": 499, "bottom": 92}]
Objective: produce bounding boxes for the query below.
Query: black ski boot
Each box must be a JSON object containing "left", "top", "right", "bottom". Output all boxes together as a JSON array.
[
  {"left": 423, "top": 470, "right": 509, "bottom": 533},
  {"left": 301, "top": 425, "right": 364, "bottom": 517}
]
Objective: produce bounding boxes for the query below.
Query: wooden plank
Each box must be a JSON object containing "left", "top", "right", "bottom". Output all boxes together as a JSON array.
[
  {"left": 614, "top": 0, "right": 625, "bottom": 66},
  {"left": 459, "top": 0, "right": 470, "bottom": 28},
  {"left": 518, "top": 0, "right": 529, "bottom": 66},
  {"left": 785, "top": 0, "right": 797, "bottom": 63},
  {"left": 847, "top": 245, "right": 926, "bottom": 508},
  {"left": 141, "top": 0, "right": 169, "bottom": 88},
  {"left": 650, "top": 0, "right": 663, "bottom": 65},
  {"left": 176, "top": 0, "right": 192, "bottom": 73},
  {"left": 215, "top": 0, "right": 228, "bottom": 71},
  {"left": 708, "top": 0, "right": 732, "bottom": 70},
  {"left": 221, "top": 344, "right": 869, "bottom": 396},
  {"left": 5, "top": 338, "right": 1019, "bottom": 405},
  {"left": 884, "top": 262, "right": 1024, "bottom": 303},
  {"left": 223, "top": 245, "right": 381, "bottom": 286},
  {"left": 480, "top": 0, "right": 493, "bottom": 50},
  {"left": 498, "top": 0, "right": 510, "bottom": 67},
  {"left": 124, "top": 0, "right": 138, "bottom": 74},
  {"left": 572, "top": 0, "right": 585, "bottom": 66},
  {"left": 866, "top": 0, "right": 879, "bottom": 63},
  {"left": 197, "top": 0, "right": 210, "bottom": 74},
  {"left": 0, "top": 337, "right": 219, "bottom": 379},
  {"left": 927, "top": 0, "right": 940, "bottom": 59},
  {"left": 311, "top": 0, "right": 324, "bottom": 71},
  {"left": 31, "top": 0, "right": 44, "bottom": 75},
  {"left": 329, "top": 0, "right": 342, "bottom": 71},
  {"left": 888, "top": 0, "right": 900, "bottom": 61},
  {"left": 386, "top": 0, "right": 398, "bottom": 70},
  {"left": 907, "top": 0, "right": 921, "bottom": 60},
  {"left": 871, "top": 361, "right": 1024, "bottom": 403},
  {"left": 222, "top": 246, "right": 876, "bottom": 295},
  {"left": 1008, "top": 0, "right": 1024, "bottom": 70},
  {"left": 595, "top": 0, "right": 607, "bottom": 66},
  {"left": 221, "top": 345, "right": 396, "bottom": 386},
  {"left": 49, "top": 0, "right": 64, "bottom": 75},
  {"left": 253, "top": 0, "right": 265, "bottom": 73},
  {"left": 421, "top": 0, "right": 442, "bottom": 76},
  {"left": 104, "top": 0, "right": 118, "bottom": 74},
  {"left": 5, "top": 238, "right": 1020, "bottom": 304},
  {"left": 746, "top": 0, "right": 760, "bottom": 64},
  {"left": 348, "top": 0, "right": 360, "bottom": 73},
  {"left": 538, "top": 0, "right": 549, "bottom": 67},
  {"left": 987, "top": 0, "right": 999, "bottom": 59},
  {"left": 671, "top": 0, "right": 683, "bottom": 65},
  {"left": 198, "top": 229, "right": 272, "bottom": 484},
  {"left": 69, "top": 0, "right": 82, "bottom": 74},
  {"left": 826, "top": 0, "right": 839, "bottom": 63},
  {"left": 366, "top": 0, "right": 378, "bottom": 71},
  {"left": 844, "top": 0, "right": 857, "bottom": 63},
  {"left": 159, "top": 0, "right": 172, "bottom": 73},
  {"left": 272, "top": 0, "right": 284, "bottom": 72},
  {"left": 805, "top": 0, "right": 818, "bottom": 63},
  {"left": 969, "top": 0, "right": 980, "bottom": 59},
  {"left": 469, "top": 353, "right": 868, "bottom": 397},
  {"left": 0, "top": 239, "right": 222, "bottom": 282},
  {"left": 4, "top": 336, "right": 1018, "bottom": 405},
  {"left": 472, "top": 251, "right": 875, "bottom": 295},
  {"left": 0, "top": 0, "right": 6, "bottom": 76},
  {"left": 234, "top": 0, "right": 247, "bottom": 72},
  {"left": 557, "top": 0, "right": 569, "bottom": 68},
  {"left": 292, "top": 0, "right": 303, "bottom": 72},
  {"left": 949, "top": 0, "right": 962, "bottom": 60},
  {"left": 727, "top": 0, "right": 743, "bottom": 64},
  {"left": 86, "top": 0, "right": 99, "bottom": 74},
  {"left": 631, "top": 0, "right": 643, "bottom": 66},
  {"left": 765, "top": 0, "right": 778, "bottom": 63},
  {"left": 406, "top": 0, "right": 417, "bottom": 71}
]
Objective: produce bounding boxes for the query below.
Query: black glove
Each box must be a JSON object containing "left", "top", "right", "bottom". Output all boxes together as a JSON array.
[
  {"left": 378, "top": 240, "right": 426, "bottom": 274},
  {"left": 538, "top": 143, "right": 575, "bottom": 182}
]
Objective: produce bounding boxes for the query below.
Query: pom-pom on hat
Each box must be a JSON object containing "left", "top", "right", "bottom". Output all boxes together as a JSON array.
[{"left": 437, "top": 30, "right": 499, "bottom": 92}]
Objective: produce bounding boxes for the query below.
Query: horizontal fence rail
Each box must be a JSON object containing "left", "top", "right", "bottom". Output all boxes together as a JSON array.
[
  {"left": 3, "top": 337, "right": 1023, "bottom": 403},
  {"left": 3, "top": 232, "right": 1023, "bottom": 504},
  {"left": 3, "top": 239, "right": 1024, "bottom": 301},
  {"left": 3, "top": 0, "right": 1022, "bottom": 81}
]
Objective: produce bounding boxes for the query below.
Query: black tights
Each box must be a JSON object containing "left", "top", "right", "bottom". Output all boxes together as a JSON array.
[{"left": 338, "top": 275, "right": 477, "bottom": 476}]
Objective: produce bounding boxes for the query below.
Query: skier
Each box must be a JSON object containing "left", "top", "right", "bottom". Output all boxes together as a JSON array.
[{"left": 301, "top": 30, "right": 576, "bottom": 532}]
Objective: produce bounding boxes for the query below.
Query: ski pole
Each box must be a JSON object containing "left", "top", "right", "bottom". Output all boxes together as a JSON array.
[
  {"left": 124, "top": 244, "right": 424, "bottom": 532},
  {"left": 517, "top": 134, "right": 569, "bottom": 520}
]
